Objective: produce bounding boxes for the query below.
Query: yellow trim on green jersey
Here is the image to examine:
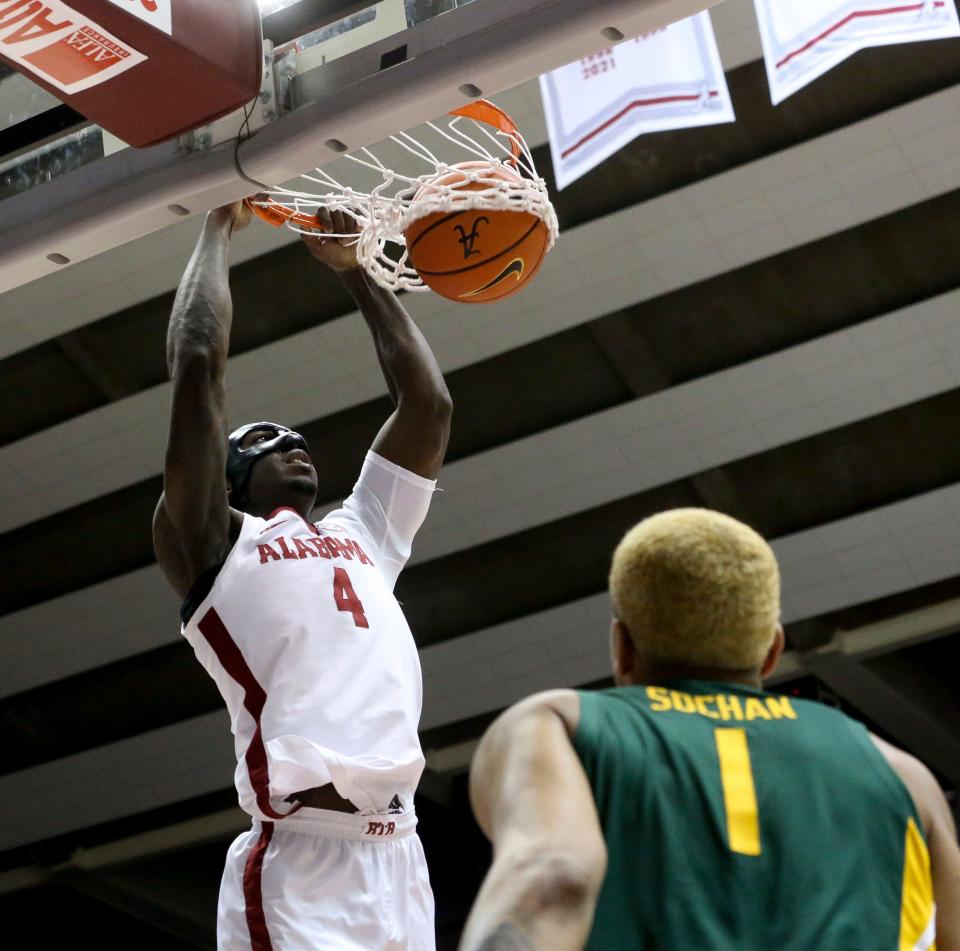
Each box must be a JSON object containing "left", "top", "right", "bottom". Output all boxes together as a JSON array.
[{"left": 900, "top": 816, "right": 936, "bottom": 951}]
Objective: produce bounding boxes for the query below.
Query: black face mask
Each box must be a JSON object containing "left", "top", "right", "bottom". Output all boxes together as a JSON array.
[{"left": 226, "top": 422, "right": 310, "bottom": 508}]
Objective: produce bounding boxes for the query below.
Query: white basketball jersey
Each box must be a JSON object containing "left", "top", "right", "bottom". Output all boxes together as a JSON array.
[{"left": 181, "top": 451, "right": 436, "bottom": 819}]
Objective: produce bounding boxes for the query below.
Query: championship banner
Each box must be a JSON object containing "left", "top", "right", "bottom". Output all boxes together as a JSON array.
[
  {"left": 539, "top": 12, "right": 734, "bottom": 191},
  {"left": 754, "top": 0, "right": 960, "bottom": 105}
]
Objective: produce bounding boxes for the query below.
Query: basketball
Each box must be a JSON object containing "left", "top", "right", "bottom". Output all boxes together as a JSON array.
[{"left": 404, "top": 162, "right": 551, "bottom": 304}]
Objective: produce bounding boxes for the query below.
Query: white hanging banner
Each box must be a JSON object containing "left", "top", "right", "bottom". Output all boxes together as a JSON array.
[
  {"left": 755, "top": 0, "right": 960, "bottom": 105},
  {"left": 539, "top": 12, "right": 734, "bottom": 191}
]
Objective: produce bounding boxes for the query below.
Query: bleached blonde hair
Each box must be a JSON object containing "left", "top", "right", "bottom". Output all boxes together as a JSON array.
[{"left": 609, "top": 508, "right": 780, "bottom": 671}]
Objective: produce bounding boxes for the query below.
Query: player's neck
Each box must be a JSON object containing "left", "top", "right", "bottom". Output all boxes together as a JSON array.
[
  {"left": 625, "top": 662, "right": 764, "bottom": 690},
  {"left": 246, "top": 497, "right": 314, "bottom": 521}
]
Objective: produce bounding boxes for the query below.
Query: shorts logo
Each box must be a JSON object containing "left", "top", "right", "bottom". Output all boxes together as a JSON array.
[{"left": 365, "top": 821, "right": 396, "bottom": 837}]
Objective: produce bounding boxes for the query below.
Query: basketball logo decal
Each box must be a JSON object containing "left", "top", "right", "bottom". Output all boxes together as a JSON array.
[
  {"left": 461, "top": 259, "right": 525, "bottom": 299},
  {"left": 454, "top": 217, "right": 489, "bottom": 259}
]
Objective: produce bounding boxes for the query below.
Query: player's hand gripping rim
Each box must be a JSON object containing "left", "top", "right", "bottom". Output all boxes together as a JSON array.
[{"left": 301, "top": 207, "right": 364, "bottom": 274}]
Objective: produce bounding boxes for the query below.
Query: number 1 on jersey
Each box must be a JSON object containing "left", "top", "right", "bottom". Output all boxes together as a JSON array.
[
  {"left": 714, "top": 728, "right": 761, "bottom": 856},
  {"left": 333, "top": 567, "right": 369, "bottom": 628}
]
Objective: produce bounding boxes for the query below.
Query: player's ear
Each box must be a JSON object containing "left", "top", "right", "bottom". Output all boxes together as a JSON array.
[
  {"left": 760, "top": 625, "right": 786, "bottom": 679},
  {"left": 610, "top": 618, "right": 637, "bottom": 685}
]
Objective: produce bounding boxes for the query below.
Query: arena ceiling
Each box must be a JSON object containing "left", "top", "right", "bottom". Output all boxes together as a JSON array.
[{"left": 0, "top": 0, "right": 959, "bottom": 945}]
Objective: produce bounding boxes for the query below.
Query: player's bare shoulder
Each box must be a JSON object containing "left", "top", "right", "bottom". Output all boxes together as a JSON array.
[
  {"left": 501, "top": 688, "right": 583, "bottom": 737},
  {"left": 870, "top": 733, "right": 943, "bottom": 830}
]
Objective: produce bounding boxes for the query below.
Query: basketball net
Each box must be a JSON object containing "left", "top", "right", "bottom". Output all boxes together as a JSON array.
[{"left": 245, "top": 100, "right": 559, "bottom": 293}]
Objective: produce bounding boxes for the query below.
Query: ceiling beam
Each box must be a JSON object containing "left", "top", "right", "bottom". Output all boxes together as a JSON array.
[
  {"left": 68, "top": 809, "right": 248, "bottom": 872},
  {"left": 54, "top": 335, "right": 135, "bottom": 402},
  {"left": 53, "top": 868, "right": 213, "bottom": 949},
  {"left": 0, "top": 807, "right": 246, "bottom": 897},
  {"left": 0, "top": 774, "right": 454, "bottom": 899},
  {"left": 417, "top": 766, "right": 455, "bottom": 812},
  {"left": 422, "top": 601, "right": 960, "bottom": 772},
  {"left": 262, "top": 0, "right": 376, "bottom": 47},
  {"left": 834, "top": 596, "right": 960, "bottom": 659},
  {"left": 801, "top": 649, "right": 960, "bottom": 788},
  {"left": 585, "top": 317, "right": 671, "bottom": 396}
]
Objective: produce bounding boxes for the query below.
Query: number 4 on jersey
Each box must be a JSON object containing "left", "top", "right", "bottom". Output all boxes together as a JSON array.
[{"left": 333, "top": 567, "right": 369, "bottom": 628}]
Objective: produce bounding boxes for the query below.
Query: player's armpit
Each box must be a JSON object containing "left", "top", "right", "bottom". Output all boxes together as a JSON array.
[
  {"left": 153, "top": 494, "right": 191, "bottom": 598},
  {"left": 461, "top": 690, "right": 607, "bottom": 951}
]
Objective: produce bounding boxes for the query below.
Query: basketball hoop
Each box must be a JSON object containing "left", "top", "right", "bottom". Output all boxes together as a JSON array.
[{"left": 244, "top": 100, "right": 559, "bottom": 296}]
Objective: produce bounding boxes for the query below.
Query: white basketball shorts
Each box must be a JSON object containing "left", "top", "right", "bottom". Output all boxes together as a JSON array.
[{"left": 217, "top": 807, "right": 436, "bottom": 950}]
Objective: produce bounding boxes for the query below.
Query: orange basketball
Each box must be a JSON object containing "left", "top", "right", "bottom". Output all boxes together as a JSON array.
[{"left": 404, "top": 161, "right": 550, "bottom": 304}]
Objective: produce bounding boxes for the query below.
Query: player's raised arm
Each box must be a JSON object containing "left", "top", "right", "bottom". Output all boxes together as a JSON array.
[
  {"left": 460, "top": 690, "right": 607, "bottom": 951},
  {"left": 303, "top": 210, "right": 452, "bottom": 479},
  {"left": 153, "top": 202, "right": 249, "bottom": 598}
]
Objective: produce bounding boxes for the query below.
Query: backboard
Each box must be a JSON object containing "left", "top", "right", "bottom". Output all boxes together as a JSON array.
[{"left": 0, "top": 0, "right": 724, "bottom": 294}]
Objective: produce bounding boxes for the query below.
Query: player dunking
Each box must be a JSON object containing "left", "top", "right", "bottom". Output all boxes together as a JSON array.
[
  {"left": 461, "top": 509, "right": 960, "bottom": 950},
  {"left": 153, "top": 200, "right": 451, "bottom": 950}
]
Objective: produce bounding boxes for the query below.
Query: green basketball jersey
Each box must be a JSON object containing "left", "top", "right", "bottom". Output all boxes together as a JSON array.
[{"left": 574, "top": 680, "right": 936, "bottom": 950}]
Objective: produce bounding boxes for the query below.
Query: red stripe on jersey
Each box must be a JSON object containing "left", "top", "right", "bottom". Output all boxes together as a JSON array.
[
  {"left": 197, "top": 608, "right": 299, "bottom": 821},
  {"left": 243, "top": 822, "right": 274, "bottom": 951}
]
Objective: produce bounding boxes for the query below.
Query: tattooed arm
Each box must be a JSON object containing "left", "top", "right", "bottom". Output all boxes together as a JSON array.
[{"left": 460, "top": 691, "right": 607, "bottom": 951}]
